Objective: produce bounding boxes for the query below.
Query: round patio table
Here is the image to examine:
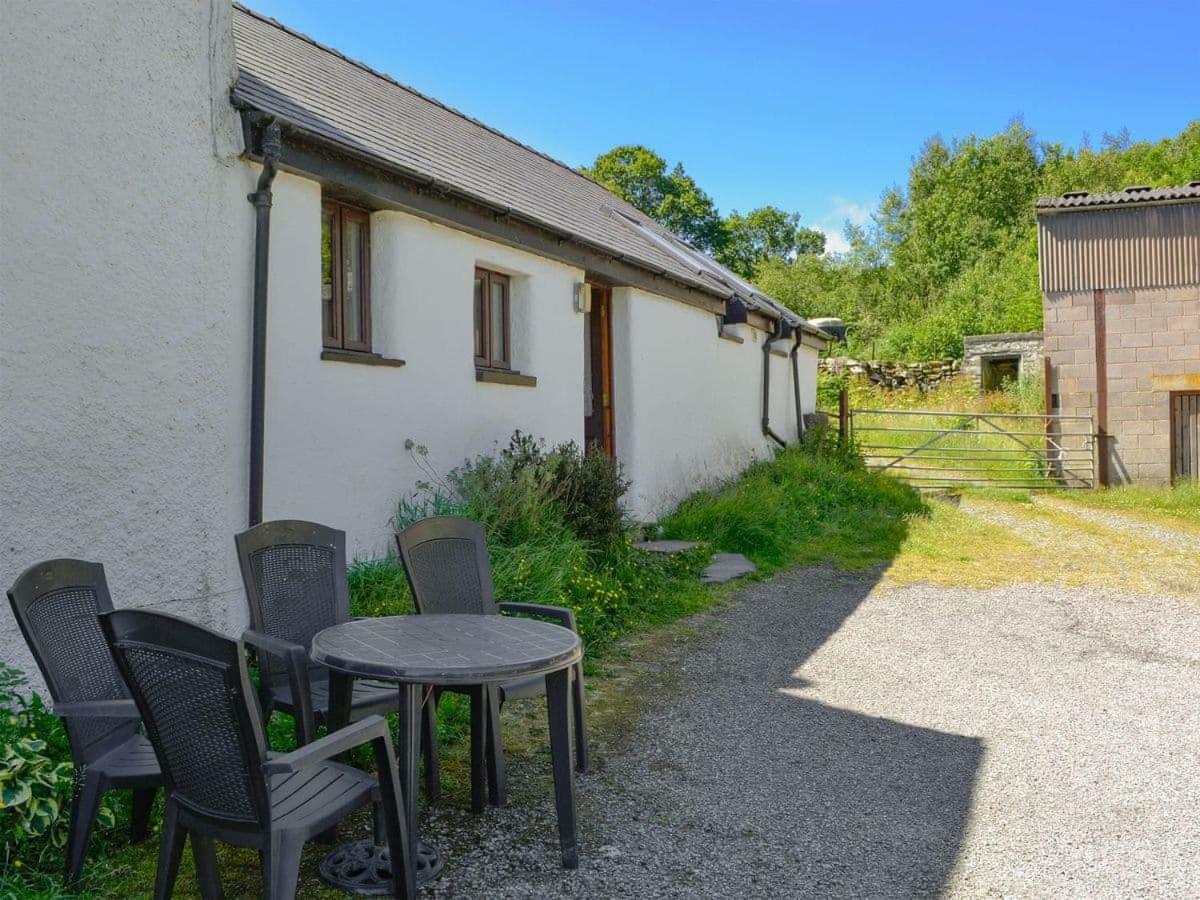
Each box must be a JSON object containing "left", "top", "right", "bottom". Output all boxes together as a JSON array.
[{"left": 311, "top": 613, "right": 584, "bottom": 893}]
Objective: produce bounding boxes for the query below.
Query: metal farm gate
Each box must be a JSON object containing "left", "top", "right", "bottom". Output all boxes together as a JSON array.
[{"left": 850, "top": 408, "right": 1097, "bottom": 491}]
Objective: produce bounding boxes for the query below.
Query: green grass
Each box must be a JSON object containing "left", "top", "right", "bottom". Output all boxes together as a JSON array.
[
  {"left": 659, "top": 438, "right": 926, "bottom": 574},
  {"left": 1050, "top": 482, "right": 1200, "bottom": 526},
  {"left": 964, "top": 487, "right": 1034, "bottom": 503}
]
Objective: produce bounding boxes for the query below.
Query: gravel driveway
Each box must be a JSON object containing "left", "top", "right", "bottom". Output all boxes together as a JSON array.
[{"left": 423, "top": 564, "right": 1200, "bottom": 898}]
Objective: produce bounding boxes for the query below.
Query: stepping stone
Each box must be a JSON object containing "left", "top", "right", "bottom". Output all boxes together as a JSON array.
[
  {"left": 633, "top": 540, "right": 704, "bottom": 554},
  {"left": 700, "top": 553, "right": 757, "bottom": 584}
]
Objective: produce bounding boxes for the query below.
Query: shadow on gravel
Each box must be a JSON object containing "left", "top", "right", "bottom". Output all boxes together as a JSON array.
[{"left": 762, "top": 569, "right": 982, "bottom": 896}]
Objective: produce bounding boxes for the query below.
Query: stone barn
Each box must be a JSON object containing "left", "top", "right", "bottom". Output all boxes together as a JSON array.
[
  {"left": 963, "top": 332, "right": 1044, "bottom": 391},
  {"left": 1037, "top": 183, "right": 1200, "bottom": 485}
]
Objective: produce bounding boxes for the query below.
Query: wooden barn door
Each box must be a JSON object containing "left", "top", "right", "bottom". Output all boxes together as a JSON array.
[{"left": 1171, "top": 392, "right": 1200, "bottom": 483}]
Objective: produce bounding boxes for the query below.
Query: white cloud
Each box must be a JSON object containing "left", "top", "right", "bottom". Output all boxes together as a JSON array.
[
  {"left": 831, "top": 196, "right": 873, "bottom": 227},
  {"left": 812, "top": 195, "right": 874, "bottom": 256},
  {"left": 819, "top": 227, "right": 852, "bottom": 255}
]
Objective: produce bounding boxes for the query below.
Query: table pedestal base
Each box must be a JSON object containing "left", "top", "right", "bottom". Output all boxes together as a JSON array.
[{"left": 318, "top": 839, "right": 444, "bottom": 894}]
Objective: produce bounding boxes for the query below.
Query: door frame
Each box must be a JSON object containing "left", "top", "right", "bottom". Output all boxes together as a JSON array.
[
  {"left": 585, "top": 283, "right": 615, "bottom": 457},
  {"left": 1169, "top": 390, "right": 1200, "bottom": 484}
]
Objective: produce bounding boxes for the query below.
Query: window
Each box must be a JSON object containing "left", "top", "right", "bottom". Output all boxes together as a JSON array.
[
  {"left": 474, "top": 267, "right": 510, "bottom": 369},
  {"left": 321, "top": 200, "right": 371, "bottom": 352}
]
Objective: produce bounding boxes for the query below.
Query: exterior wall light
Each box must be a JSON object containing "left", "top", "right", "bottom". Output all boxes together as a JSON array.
[{"left": 573, "top": 282, "right": 592, "bottom": 313}]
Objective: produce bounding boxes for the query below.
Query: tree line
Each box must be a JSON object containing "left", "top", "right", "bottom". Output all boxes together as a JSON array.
[{"left": 585, "top": 121, "right": 1199, "bottom": 361}]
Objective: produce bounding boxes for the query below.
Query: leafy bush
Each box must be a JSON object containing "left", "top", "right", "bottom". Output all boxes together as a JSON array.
[
  {"left": 450, "top": 432, "right": 631, "bottom": 549},
  {"left": 0, "top": 666, "right": 115, "bottom": 868},
  {"left": 385, "top": 432, "right": 704, "bottom": 656}
]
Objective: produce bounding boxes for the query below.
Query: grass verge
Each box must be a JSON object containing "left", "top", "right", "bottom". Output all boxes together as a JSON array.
[
  {"left": 659, "top": 438, "right": 926, "bottom": 573},
  {"left": 1047, "top": 483, "right": 1200, "bottom": 527}
]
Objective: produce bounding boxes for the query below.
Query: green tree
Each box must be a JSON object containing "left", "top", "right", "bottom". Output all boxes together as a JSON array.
[
  {"left": 587, "top": 122, "right": 1199, "bottom": 364},
  {"left": 583, "top": 145, "right": 725, "bottom": 253},
  {"left": 718, "top": 206, "right": 825, "bottom": 277}
]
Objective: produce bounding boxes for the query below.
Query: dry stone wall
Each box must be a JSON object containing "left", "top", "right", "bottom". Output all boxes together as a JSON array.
[{"left": 819, "top": 357, "right": 961, "bottom": 391}]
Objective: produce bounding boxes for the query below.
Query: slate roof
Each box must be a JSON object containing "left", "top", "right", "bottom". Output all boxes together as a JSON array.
[
  {"left": 230, "top": 5, "right": 813, "bottom": 331},
  {"left": 1036, "top": 182, "right": 1200, "bottom": 212}
]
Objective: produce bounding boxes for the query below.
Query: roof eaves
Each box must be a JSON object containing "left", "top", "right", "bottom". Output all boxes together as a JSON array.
[{"left": 233, "top": 99, "right": 730, "bottom": 303}]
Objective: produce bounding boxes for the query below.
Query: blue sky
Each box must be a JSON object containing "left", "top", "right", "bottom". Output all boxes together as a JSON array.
[{"left": 248, "top": 0, "right": 1198, "bottom": 251}]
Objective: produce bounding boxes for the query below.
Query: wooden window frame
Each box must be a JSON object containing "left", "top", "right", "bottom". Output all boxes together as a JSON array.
[
  {"left": 322, "top": 200, "right": 372, "bottom": 353},
  {"left": 474, "top": 266, "right": 511, "bottom": 370}
]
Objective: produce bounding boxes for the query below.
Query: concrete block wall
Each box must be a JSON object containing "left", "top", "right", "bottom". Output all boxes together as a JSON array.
[{"left": 1044, "top": 285, "right": 1200, "bottom": 484}]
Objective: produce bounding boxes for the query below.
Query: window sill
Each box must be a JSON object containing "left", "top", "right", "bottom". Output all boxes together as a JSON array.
[
  {"left": 321, "top": 349, "right": 406, "bottom": 368},
  {"left": 718, "top": 326, "right": 745, "bottom": 344},
  {"left": 476, "top": 367, "right": 537, "bottom": 387}
]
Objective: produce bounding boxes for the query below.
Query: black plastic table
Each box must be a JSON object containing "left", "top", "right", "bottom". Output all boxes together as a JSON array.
[{"left": 312, "top": 614, "right": 584, "bottom": 891}]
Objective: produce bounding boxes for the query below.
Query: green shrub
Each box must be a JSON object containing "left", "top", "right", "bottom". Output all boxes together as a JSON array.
[
  {"left": 544, "top": 442, "right": 631, "bottom": 549},
  {"left": 448, "top": 431, "right": 631, "bottom": 549},
  {"left": 0, "top": 666, "right": 116, "bottom": 868},
  {"left": 388, "top": 432, "right": 707, "bottom": 656}
]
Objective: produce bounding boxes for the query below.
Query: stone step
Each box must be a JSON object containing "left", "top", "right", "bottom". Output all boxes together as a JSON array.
[{"left": 700, "top": 553, "right": 758, "bottom": 584}]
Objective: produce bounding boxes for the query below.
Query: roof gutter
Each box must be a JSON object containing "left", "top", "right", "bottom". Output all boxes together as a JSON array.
[
  {"left": 761, "top": 321, "right": 791, "bottom": 449},
  {"left": 246, "top": 116, "right": 281, "bottom": 526},
  {"left": 790, "top": 331, "right": 806, "bottom": 441},
  {"left": 231, "top": 99, "right": 830, "bottom": 337},
  {"left": 231, "top": 106, "right": 721, "bottom": 300}
]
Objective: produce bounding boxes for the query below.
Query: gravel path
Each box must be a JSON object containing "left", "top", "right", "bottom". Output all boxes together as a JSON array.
[
  {"left": 1033, "top": 495, "right": 1200, "bottom": 554},
  {"left": 422, "top": 563, "right": 1200, "bottom": 898}
]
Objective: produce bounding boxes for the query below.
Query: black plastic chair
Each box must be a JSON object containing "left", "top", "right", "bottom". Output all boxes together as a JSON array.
[
  {"left": 7, "top": 559, "right": 163, "bottom": 887},
  {"left": 100, "top": 608, "right": 415, "bottom": 900},
  {"left": 234, "top": 521, "right": 436, "bottom": 775},
  {"left": 395, "top": 516, "right": 590, "bottom": 804}
]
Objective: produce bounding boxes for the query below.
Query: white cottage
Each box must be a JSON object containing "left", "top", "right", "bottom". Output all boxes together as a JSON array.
[{"left": 0, "top": 2, "right": 826, "bottom": 675}]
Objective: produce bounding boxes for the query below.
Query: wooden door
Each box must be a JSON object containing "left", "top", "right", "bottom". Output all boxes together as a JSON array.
[
  {"left": 583, "top": 285, "right": 614, "bottom": 456},
  {"left": 1171, "top": 391, "right": 1200, "bottom": 483}
]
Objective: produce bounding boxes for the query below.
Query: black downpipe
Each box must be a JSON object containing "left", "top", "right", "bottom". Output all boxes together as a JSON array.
[
  {"left": 790, "top": 333, "right": 806, "bottom": 440},
  {"left": 247, "top": 120, "right": 282, "bottom": 526},
  {"left": 761, "top": 326, "right": 788, "bottom": 448}
]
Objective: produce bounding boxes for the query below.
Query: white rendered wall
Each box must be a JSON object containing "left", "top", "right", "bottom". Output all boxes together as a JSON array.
[
  {"left": 611, "top": 288, "right": 815, "bottom": 520},
  {"left": 0, "top": 1, "right": 256, "bottom": 678},
  {"left": 261, "top": 175, "right": 586, "bottom": 559}
]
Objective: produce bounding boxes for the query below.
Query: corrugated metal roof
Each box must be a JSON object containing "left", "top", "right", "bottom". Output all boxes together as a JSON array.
[
  {"left": 1036, "top": 183, "right": 1200, "bottom": 212},
  {"left": 1037, "top": 201, "right": 1200, "bottom": 293},
  {"left": 230, "top": 5, "right": 810, "bottom": 329}
]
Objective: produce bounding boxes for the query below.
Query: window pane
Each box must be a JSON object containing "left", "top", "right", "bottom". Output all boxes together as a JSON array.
[
  {"left": 321, "top": 210, "right": 336, "bottom": 342},
  {"left": 343, "top": 218, "right": 363, "bottom": 343},
  {"left": 490, "top": 278, "right": 507, "bottom": 364},
  {"left": 474, "top": 274, "right": 486, "bottom": 360}
]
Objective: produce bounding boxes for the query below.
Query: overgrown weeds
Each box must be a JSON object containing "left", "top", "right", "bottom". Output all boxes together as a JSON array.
[
  {"left": 819, "top": 370, "right": 1045, "bottom": 416},
  {"left": 385, "top": 432, "right": 709, "bottom": 658},
  {"left": 659, "top": 433, "right": 925, "bottom": 573}
]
